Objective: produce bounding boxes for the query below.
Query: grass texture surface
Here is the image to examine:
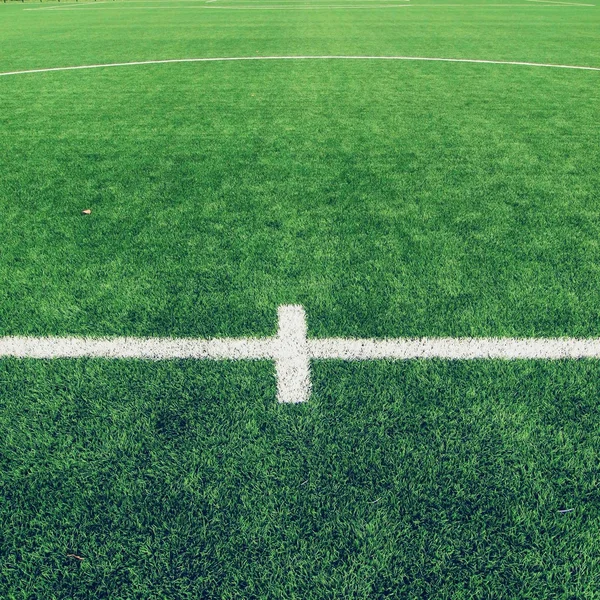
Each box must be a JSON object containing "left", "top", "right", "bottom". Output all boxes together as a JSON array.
[{"left": 1, "top": 0, "right": 600, "bottom": 597}]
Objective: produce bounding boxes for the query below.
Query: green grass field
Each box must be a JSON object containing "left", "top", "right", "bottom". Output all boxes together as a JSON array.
[{"left": 2, "top": 0, "right": 600, "bottom": 597}]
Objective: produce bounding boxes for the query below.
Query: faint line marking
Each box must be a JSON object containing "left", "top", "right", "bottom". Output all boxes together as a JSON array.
[{"left": 526, "top": 0, "right": 593, "bottom": 5}]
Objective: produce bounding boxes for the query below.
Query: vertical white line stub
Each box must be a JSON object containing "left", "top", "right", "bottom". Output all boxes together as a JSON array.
[{"left": 275, "top": 305, "right": 312, "bottom": 403}]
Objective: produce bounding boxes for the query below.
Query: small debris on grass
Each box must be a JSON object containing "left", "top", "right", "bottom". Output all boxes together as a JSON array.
[
  {"left": 558, "top": 508, "right": 575, "bottom": 513},
  {"left": 67, "top": 554, "right": 85, "bottom": 561},
  {"left": 82, "top": 209, "right": 92, "bottom": 215}
]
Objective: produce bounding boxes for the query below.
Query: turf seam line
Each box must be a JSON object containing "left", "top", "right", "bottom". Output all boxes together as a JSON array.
[
  {"left": 3, "top": 305, "right": 600, "bottom": 403},
  {"left": 1, "top": 56, "right": 600, "bottom": 78}
]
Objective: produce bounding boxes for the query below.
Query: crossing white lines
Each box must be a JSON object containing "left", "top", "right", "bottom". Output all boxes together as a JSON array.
[{"left": 2, "top": 305, "right": 600, "bottom": 403}]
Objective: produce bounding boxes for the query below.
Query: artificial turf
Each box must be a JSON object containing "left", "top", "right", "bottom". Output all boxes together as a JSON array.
[
  {"left": 3, "top": 359, "right": 600, "bottom": 598},
  {"left": 1, "top": 0, "right": 600, "bottom": 597}
]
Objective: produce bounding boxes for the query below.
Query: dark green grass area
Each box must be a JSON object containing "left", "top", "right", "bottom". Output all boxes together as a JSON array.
[{"left": 1, "top": 359, "right": 600, "bottom": 598}]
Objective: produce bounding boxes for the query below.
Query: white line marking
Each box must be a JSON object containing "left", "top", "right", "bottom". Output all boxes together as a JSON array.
[
  {"left": 27, "top": 0, "right": 112, "bottom": 8},
  {"left": 24, "top": 4, "right": 413, "bottom": 8},
  {"left": 308, "top": 338, "right": 600, "bottom": 360},
  {"left": 275, "top": 305, "right": 312, "bottom": 404},
  {"left": 526, "top": 0, "right": 593, "bottom": 4},
  {"left": 21, "top": 2, "right": 594, "bottom": 7},
  {"left": 0, "top": 336, "right": 274, "bottom": 360},
  {"left": 3, "top": 305, "right": 600, "bottom": 403},
  {"left": 1, "top": 55, "right": 599, "bottom": 78},
  {"left": 24, "top": 0, "right": 201, "bottom": 7},
  {"left": 24, "top": 0, "right": 410, "bottom": 4}
]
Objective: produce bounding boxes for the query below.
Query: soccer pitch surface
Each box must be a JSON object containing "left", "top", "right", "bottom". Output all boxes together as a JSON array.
[{"left": 1, "top": 0, "right": 600, "bottom": 597}]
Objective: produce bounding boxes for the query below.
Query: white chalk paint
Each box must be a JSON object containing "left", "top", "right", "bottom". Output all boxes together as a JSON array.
[
  {"left": 0, "top": 335, "right": 274, "bottom": 360},
  {"left": 308, "top": 337, "right": 600, "bottom": 360},
  {"left": 24, "top": 4, "right": 412, "bottom": 9},
  {"left": 526, "top": 0, "right": 593, "bottom": 5},
  {"left": 21, "top": 1, "right": 594, "bottom": 8},
  {"left": 2, "top": 305, "right": 600, "bottom": 403},
  {"left": 1, "top": 55, "right": 599, "bottom": 78},
  {"left": 275, "top": 305, "right": 312, "bottom": 404}
]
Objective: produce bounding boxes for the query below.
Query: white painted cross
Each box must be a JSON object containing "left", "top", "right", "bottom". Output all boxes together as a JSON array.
[{"left": 2, "top": 304, "right": 600, "bottom": 403}]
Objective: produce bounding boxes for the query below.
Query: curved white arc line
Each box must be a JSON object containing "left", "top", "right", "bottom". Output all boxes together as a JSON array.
[{"left": 1, "top": 55, "right": 600, "bottom": 77}]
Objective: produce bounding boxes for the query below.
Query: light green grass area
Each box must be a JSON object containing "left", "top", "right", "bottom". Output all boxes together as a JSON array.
[{"left": 1, "top": 1, "right": 600, "bottom": 597}]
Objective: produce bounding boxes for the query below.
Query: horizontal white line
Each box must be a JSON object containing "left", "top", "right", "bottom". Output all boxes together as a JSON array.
[
  {"left": 167, "top": 4, "right": 412, "bottom": 7},
  {"left": 3, "top": 336, "right": 600, "bottom": 361},
  {"left": 1, "top": 55, "right": 599, "bottom": 78},
  {"left": 25, "top": 4, "right": 413, "bottom": 8},
  {"left": 24, "top": 0, "right": 411, "bottom": 4},
  {"left": 21, "top": 3, "right": 594, "bottom": 7},
  {"left": 0, "top": 336, "right": 275, "bottom": 360},
  {"left": 308, "top": 338, "right": 600, "bottom": 359},
  {"left": 526, "top": 0, "right": 593, "bottom": 4}
]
